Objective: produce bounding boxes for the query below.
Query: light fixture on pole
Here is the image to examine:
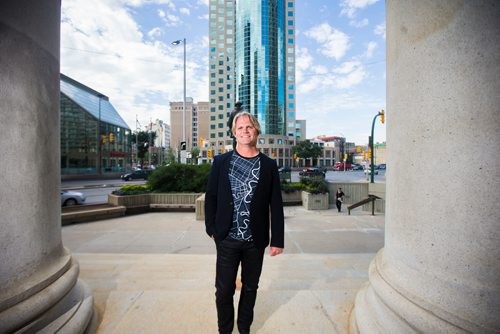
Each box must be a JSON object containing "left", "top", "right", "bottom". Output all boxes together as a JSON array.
[{"left": 171, "top": 38, "right": 186, "bottom": 159}]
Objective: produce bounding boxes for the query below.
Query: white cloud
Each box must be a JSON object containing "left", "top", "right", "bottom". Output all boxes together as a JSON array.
[
  {"left": 365, "top": 41, "right": 377, "bottom": 58},
  {"left": 61, "top": 0, "right": 208, "bottom": 129},
  {"left": 340, "top": 0, "right": 380, "bottom": 18},
  {"left": 198, "top": 14, "right": 209, "bottom": 20},
  {"left": 157, "top": 9, "right": 181, "bottom": 26},
  {"left": 349, "top": 18, "right": 369, "bottom": 28},
  {"left": 180, "top": 7, "right": 190, "bottom": 15},
  {"left": 147, "top": 27, "right": 163, "bottom": 39},
  {"left": 374, "top": 21, "right": 386, "bottom": 39},
  {"left": 304, "top": 23, "right": 350, "bottom": 61}
]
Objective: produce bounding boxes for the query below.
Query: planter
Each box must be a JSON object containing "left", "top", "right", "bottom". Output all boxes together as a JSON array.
[
  {"left": 108, "top": 193, "right": 204, "bottom": 215},
  {"left": 301, "top": 191, "right": 329, "bottom": 210},
  {"left": 281, "top": 190, "right": 302, "bottom": 205}
]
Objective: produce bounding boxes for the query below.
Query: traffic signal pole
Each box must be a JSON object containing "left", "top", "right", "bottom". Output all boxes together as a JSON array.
[{"left": 370, "top": 109, "right": 385, "bottom": 183}]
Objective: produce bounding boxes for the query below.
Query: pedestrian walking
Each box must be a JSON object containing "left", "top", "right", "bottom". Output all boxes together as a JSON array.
[
  {"left": 336, "top": 187, "right": 345, "bottom": 212},
  {"left": 205, "top": 111, "right": 284, "bottom": 334}
]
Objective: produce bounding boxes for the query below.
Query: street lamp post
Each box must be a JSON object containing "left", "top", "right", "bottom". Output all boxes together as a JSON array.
[
  {"left": 370, "top": 109, "right": 385, "bottom": 183},
  {"left": 171, "top": 38, "right": 186, "bottom": 162}
]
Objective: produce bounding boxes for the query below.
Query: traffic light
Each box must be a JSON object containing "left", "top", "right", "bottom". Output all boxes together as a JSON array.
[
  {"left": 380, "top": 109, "right": 385, "bottom": 124},
  {"left": 207, "top": 148, "right": 213, "bottom": 158},
  {"left": 344, "top": 153, "right": 348, "bottom": 161},
  {"left": 363, "top": 151, "right": 367, "bottom": 160},
  {"left": 199, "top": 137, "right": 203, "bottom": 146},
  {"left": 357, "top": 146, "right": 361, "bottom": 153},
  {"left": 101, "top": 135, "right": 106, "bottom": 144},
  {"left": 368, "top": 149, "right": 372, "bottom": 159},
  {"left": 109, "top": 132, "right": 114, "bottom": 143}
]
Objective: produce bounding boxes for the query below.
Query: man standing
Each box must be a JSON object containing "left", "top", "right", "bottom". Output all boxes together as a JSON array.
[{"left": 205, "top": 112, "right": 284, "bottom": 334}]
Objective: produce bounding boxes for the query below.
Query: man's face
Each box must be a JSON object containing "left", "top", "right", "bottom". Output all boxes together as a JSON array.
[{"left": 234, "top": 115, "right": 258, "bottom": 147}]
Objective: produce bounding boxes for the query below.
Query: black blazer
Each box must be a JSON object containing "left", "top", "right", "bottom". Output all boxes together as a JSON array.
[{"left": 205, "top": 151, "right": 284, "bottom": 249}]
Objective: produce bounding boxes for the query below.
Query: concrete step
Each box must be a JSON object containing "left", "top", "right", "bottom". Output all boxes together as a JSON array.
[{"left": 74, "top": 253, "right": 374, "bottom": 334}]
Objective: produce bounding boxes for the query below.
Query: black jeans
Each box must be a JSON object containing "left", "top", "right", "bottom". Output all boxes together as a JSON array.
[
  {"left": 215, "top": 238, "right": 265, "bottom": 334},
  {"left": 336, "top": 199, "right": 342, "bottom": 212}
]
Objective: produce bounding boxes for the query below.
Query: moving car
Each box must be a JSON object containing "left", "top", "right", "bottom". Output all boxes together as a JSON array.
[
  {"left": 121, "top": 169, "right": 152, "bottom": 181},
  {"left": 299, "top": 167, "right": 326, "bottom": 178},
  {"left": 333, "top": 162, "right": 352, "bottom": 171},
  {"left": 61, "top": 190, "right": 86, "bottom": 206}
]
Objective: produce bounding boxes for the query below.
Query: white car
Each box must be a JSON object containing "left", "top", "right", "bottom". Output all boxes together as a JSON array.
[
  {"left": 61, "top": 190, "right": 86, "bottom": 206},
  {"left": 364, "top": 168, "right": 379, "bottom": 175}
]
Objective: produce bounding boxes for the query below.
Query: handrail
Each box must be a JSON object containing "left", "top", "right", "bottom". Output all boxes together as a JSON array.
[{"left": 347, "top": 194, "right": 382, "bottom": 216}]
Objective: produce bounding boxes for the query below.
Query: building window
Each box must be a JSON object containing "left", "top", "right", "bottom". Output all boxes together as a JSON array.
[
  {"left": 288, "top": 103, "right": 294, "bottom": 108},
  {"left": 288, "top": 93, "right": 294, "bottom": 99},
  {"left": 259, "top": 138, "right": 265, "bottom": 144}
]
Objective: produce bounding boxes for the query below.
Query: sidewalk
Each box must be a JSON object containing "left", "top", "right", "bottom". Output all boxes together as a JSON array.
[{"left": 62, "top": 206, "right": 384, "bottom": 333}]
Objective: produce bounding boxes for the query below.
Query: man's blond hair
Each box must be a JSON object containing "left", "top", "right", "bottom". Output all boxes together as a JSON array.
[{"left": 231, "top": 112, "right": 261, "bottom": 135}]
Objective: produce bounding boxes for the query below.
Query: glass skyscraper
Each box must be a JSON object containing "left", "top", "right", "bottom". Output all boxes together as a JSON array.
[{"left": 209, "top": 0, "right": 296, "bottom": 167}]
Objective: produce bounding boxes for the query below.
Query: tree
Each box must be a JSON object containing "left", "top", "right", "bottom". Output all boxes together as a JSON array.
[
  {"left": 293, "top": 140, "right": 323, "bottom": 166},
  {"left": 132, "top": 131, "right": 157, "bottom": 165},
  {"left": 165, "top": 147, "right": 176, "bottom": 164},
  {"left": 190, "top": 147, "right": 200, "bottom": 164}
]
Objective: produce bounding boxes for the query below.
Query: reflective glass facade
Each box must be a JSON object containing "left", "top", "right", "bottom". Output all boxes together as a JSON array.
[
  {"left": 60, "top": 74, "right": 131, "bottom": 175},
  {"left": 208, "top": 0, "right": 296, "bottom": 166},
  {"left": 235, "top": 0, "right": 286, "bottom": 135}
]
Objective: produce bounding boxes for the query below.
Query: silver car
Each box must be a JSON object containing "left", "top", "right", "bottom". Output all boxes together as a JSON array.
[{"left": 61, "top": 190, "right": 86, "bottom": 206}]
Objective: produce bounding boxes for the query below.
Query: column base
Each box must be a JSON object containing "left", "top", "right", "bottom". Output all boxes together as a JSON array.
[
  {"left": 0, "top": 259, "right": 94, "bottom": 333},
  {"left": 349, "top": 249, "right": 484, "bottom": 333}
]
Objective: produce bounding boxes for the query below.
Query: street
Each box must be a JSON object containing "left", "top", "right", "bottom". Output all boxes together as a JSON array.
[{"left": 62, "top": 170, "right": 385, "bottom": 205}]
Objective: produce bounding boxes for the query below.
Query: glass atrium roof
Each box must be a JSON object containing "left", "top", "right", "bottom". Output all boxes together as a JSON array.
[{"left": 60, "top": 74, "right": 130, "bottom": 129}]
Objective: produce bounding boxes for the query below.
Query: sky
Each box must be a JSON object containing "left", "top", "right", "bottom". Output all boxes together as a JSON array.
[{"left": 61, "top": 0, "right": 386, "bottom": 145}]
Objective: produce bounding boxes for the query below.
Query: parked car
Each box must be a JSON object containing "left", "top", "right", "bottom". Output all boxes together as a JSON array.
[
  {"left": 121, "top": 169, "right": 151, "bottom": 181},
  {"left": 299, "top": 167, "right": 326, "bottom": 178},
  {"left": 333, "top": 162, "right": 352, "bottom": 171},
  {"left": 376, "top": 163, "right": 386, "bottom": 170},
  {"left": 278, "top": 166, "right": 291, "bottom": 173},
  {"left": 61, "top": 190, "right": 86, "bottom": 206},
  {"left": 352, "top": 164, "right": 363, "bottom": 170}
]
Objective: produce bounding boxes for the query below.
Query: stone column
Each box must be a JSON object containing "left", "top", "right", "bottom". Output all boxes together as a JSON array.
[
  {"left": 0, "top": 1, "right": 94, "bottom": 332},
  {"left": 350, "top": 1, "right": 500, "bottom": 332}
]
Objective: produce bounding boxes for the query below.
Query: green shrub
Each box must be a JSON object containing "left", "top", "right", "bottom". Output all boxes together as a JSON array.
[
  {"left": 280, "top": 180, "right": 307, "bottom": 193},
  {"left": 304, "top": 179, "right": 329, "bottom": 194},
  {"left": 113, "top": 184, "right": 151, "bottom": 195},
  {"left": 147, "top": 163, "right": 211, "bottom": 193}
]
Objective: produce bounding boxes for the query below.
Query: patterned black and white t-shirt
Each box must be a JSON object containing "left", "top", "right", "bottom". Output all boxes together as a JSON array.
[{"left": 228, "top": 152, "right": 261, "bottom": 241}]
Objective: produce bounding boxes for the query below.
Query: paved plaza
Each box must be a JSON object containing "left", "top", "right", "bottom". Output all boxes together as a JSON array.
[{"left": 62, "top": 206, "right": 385, "bottom": 333}]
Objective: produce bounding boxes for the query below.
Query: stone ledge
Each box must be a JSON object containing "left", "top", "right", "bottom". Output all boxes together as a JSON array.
[{"left": 62, "top": 206, "right": 126, "bottom": 225}]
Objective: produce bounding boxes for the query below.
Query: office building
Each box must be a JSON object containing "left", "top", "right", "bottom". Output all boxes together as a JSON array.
[
  {"left": 169, "top": 99, "right": 210, "bottom": 152},
  {"left": 208, "top": 0, "right": 296, "bottom": 167}
]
